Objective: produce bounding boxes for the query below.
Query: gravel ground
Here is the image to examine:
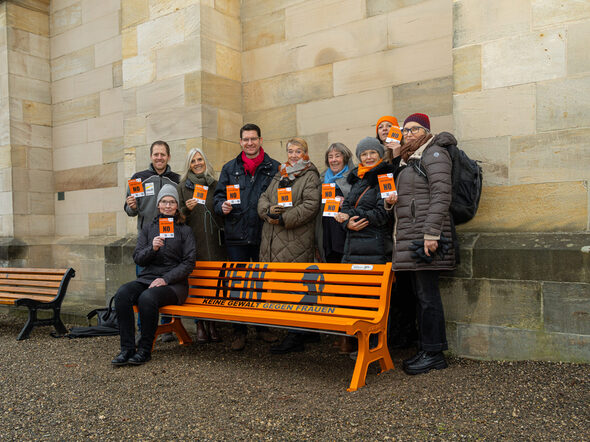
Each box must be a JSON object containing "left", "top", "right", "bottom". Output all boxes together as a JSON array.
[{"left": 0, "top": 313, "right": 588, "bottom": 441}]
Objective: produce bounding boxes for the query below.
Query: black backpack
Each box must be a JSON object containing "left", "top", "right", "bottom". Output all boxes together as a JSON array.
[
  {"left": 68, "top": 296, "right": 119, "bottom": 338},
  {"left": 413, "top": 134, "right": 483, "bottom": 225}
]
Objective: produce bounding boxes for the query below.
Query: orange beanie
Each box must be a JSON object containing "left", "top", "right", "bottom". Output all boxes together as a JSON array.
[{"left": 375, "top": 116, "right": 399, "bottom": 135}]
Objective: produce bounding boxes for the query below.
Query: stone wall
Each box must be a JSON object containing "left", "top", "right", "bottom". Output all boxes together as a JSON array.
[
  {"left": 242, "top": 0, "right": 454, "bottom": 167},
  {"left": 453, "top": 0, "right": 590, "bottom": 232}
]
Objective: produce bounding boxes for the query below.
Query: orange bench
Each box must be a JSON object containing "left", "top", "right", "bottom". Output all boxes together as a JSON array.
[
  {"left": 0, "top": 268, "right": 76, "bottom": 340},
  {"left": 154, "top": 261, "right": 395, "bottom": 391}
]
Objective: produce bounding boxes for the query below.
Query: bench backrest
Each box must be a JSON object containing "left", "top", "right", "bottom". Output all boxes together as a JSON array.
[
  {"left": 187, "top": 261, "right": 394, "bottom": 324},
  {"left": 0, "top": 268, "right": 70, "bottom": 304}
]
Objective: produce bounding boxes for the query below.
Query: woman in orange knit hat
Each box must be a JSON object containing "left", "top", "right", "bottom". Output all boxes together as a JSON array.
[{"left": 375, "top": 115, "right": 402, "bottom": 165}]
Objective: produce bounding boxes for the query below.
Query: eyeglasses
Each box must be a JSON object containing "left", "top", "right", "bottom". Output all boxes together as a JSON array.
[
  {"left": 401, "top": 126, "right": 427, "bottom": 135},
  {"left": 160, "top": 200, "right": 177, "bottom": 206},
  {"left": 241, "top": 137, "right": 260, "bottom": 143}
]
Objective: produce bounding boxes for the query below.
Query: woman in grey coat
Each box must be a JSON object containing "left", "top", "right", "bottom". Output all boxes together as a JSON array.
[{"left": 386, "top": 113, "right": 456, "bottom": 375}]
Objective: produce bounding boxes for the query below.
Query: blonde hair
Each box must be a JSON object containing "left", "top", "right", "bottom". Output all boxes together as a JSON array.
[
  {"left": 286, "top": 137, "right": 308, "bottom": 153},
  {"left": 180, "top": 148, "right": 217, "bottom": 183}
]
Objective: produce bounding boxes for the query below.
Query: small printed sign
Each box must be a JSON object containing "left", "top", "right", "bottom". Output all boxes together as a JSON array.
[
  {"left": 128, "top": 178, "right": 145, "bottom": 197},
  {"left": 378, "top": 173, "right": 397, "bottom": 199},
  {"left": 226, "top": 184, "right": 241, "bottom": 204},
  {"left": 323, "top": 198, "right": 340, "bottom": 217},
  {"left": 351, "top": 264, "right": 373, "bottom": 271},
  {"left": 386, "top": 126, "right": 402, "bottom": 144},
  {"left": 277, "top": 187, "right": 293, "bottom": 207},
  {"left": 145, "top": 182, "right": 155, "bottom": 196},
  {"left": 193, "top": 184, "right": 208, "bottom": 205},
  {"left": 159, "top": 217, "right": 175, "bottom": 238},
  {"left": 321, "top": 183, "right": 336, "bottom": 203}
]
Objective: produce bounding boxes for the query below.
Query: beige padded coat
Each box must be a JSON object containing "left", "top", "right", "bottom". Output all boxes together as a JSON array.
[{"left": 257, "top": 164, "right": 321, "bottom": 263}]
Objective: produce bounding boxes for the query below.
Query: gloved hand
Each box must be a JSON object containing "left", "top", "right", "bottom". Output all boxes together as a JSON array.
[
  {"left": 269, "top": 205, "right": 286, "bottom": 215},
  {"left": 408, "top": 240, "right": 434, "bottom": 264}
]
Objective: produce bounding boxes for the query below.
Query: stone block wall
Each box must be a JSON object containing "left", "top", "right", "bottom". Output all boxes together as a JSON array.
[
  {"left": 453, "top": 0, "right": 590, "bottom": 233},
  {"left": 242, "top": 0, "right": 454, "bottom": 167}
]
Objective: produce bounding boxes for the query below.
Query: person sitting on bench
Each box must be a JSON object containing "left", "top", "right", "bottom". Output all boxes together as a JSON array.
[{"left": 111, "top": 184, "right": 196, "bottom": 366}]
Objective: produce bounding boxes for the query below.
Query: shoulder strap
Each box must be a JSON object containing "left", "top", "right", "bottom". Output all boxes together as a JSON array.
[{"left": 354, "top": 186, "right": 371, "bottom": 208}]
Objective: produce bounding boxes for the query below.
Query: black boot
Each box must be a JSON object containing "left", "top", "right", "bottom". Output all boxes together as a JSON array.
[
  {"left": 128, "top": 349, "right": 151, "bottom": 365},
  {"left": 403, "top": 351, "right": 447, "bottom": 375},
  {"left": 111, "top": 349, "right": 135, "bottom": 366},
  {"left": 403, "top": 350, "right": 425, "bottom": 368},
  {"left": 270, "top": 333, "right": 305, "bottom": 354}
]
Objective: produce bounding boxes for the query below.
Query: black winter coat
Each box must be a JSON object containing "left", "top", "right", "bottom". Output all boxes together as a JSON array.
[
  {"left": 134, "top": 215, "right": 197, "bottom": 303},
  {"left": 340, "top": 161, "right": 393, "bottom": 264},
  {"left": 214, "top": 152, "right": 280, "bottom": 246}
]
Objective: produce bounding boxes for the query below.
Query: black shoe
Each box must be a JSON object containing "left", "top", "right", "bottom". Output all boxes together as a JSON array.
[
  {"left": 403, "top": 350, "right": 425, "bottom": 368},
  {"left": 270, "top": 333, "right": 305, "bottom": 354},
  {"left": 111, "top": 350, "right": 135, "bottom": 366},
  {"left": 127, "top": 349, "right": 151, "bottom": 365},
  {"left": 403, "top": 351, "right": 447, "bottom": 375}
]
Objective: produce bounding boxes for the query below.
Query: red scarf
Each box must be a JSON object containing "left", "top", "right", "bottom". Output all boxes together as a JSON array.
[
  {"left": 242, "top": 147, "right": 265, "bottom": 176},
  {"left": 357, "top": 159, "right": 382, "bottom": 179}
]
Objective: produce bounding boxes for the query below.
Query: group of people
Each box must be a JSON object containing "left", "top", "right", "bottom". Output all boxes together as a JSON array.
[{"left": 111, "top": 113, "right": 457, "bottom": 377}]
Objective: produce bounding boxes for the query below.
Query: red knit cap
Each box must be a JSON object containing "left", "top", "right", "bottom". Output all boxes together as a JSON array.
[
  {"left": 375, "top": 116, "right": 399, "bottom": 135},
  {"left": 403, "top": 113, "right": 430, "bottom": 131}
]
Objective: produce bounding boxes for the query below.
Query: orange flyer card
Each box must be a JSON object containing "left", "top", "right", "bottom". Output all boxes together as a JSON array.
[
  {"left": 226, "top": 184, "right": 241, "bottom": 204},
  {"left": 128, "top": 178, "right": 145, "bottom": 197},
  {"left": 159, "top": 217, "right": 175, "bottom": 238},
  {"left": 323, "top": 198, "right": 340, "bottom": 217},
  {"left": 378, "top": 173, "right": 397, "bottom": 198},
  {"left": 386, "top": 126, "right": 403, "bottom": 144},
  {"left": 193, "top": 184, "right": 208, "bottom": 205},
  {"left": 277, "top": 187, "right": 293, "bottom": 207},
  {"left": 321, "top": 183, "right": 336, "bottom": 203}
]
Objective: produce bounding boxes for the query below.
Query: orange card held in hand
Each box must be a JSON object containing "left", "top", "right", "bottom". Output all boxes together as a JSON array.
[
  {"left": 226, "top": 184, "right": 241, "bottom": 204},
  {"left": 321, "top": 183, "right": 336, "bottom": 203},
  {"left": 193, "top": 184, "right": 208, "bottom": 205},
  {"left": 378, "top": 173, "right": 397, "bottom": 198},
  {"left": 323, "top": 198, "right": 340, "bottom": 217},
  {"left": 277, "top": 187, "right": 293, "bottom": 207},
  {"left": 159, "top": 218, "right": 174, "bottom": 238},
  {"left": 128, "top": 178, "right": 145, "bottom": 197},
  {"left": 386, "top": 126, "right": 402, "bottom": 144}
]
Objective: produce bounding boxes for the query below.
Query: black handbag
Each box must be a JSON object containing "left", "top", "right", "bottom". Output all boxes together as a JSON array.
[{"left": 68, "top": 296, "right": 119, "bottom": 338}]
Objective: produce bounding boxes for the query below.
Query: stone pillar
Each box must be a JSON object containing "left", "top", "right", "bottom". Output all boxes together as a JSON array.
[
  {"left": 0, "top": 1, "right": 52, "bottom": 237},
  {"left": 121, "top": 0, "right": 241, "bottom": 235}
]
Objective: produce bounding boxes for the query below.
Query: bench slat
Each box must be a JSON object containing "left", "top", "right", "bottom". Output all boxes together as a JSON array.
[
  {"left": 0, "top": 286, "right": 57, "bottom": 296},
  {"left": 0, "top": 273, "right": 65, "bottom": 281},
  {"left": 190, "top": 270, "right": 384, "bottom": 286},
  {"left": 189, "top": 280, "right": 382, "bottom": 297},
  {"left": 0, "top": 268, "right": 69, "bottom": 275},
  {"left": 0, "top": 279, "right": 62, "bottom": 288},
  {"left": 0, "top": 293, "right": 56, "bottom": 302},
  {"left": 194, "top": 261, "right": 388, "bottom": 275}
]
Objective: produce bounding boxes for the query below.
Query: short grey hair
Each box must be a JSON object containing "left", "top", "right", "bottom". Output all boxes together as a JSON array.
[{"left": 324, "top": 142, "right": 353, "bottom": 168}]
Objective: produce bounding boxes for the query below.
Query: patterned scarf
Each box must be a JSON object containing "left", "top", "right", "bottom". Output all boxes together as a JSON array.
[
  {"left": 357, "top": 159, "right": 383, "bottom": 179},
  {"left": 242, "top": 147, "right": 265, "bottom": 176},
  {"left": 279, "top": 155, "right": 311, "bottom": 180},
  {"left": 400, "top": 133, "right": 433, "bottom": 163}
]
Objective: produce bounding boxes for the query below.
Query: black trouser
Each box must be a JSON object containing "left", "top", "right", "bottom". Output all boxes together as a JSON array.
[
  {"left": 388, "top": 271, "right": 418, "bottom": 347},
  {"left": 115, "top": 281, "right": 179, "bottom": 353},
  {"left": 226, "top": 244, "right": 266, "bottom": 336},
  {"left": 408, "top": 270, "right": 448, "bottom": 352}
]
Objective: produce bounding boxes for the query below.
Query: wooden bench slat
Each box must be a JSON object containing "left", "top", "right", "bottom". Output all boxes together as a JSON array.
[
  {"left": 0, "top": 286, "right": 57, "bottom": 296},
  {"left": 190, "top": 269, "right": 385, "bottom": 286},
  {"left": 0, "top": 298, "right": 16, "bottom": 305},
  {"left": 193, "top": 261, "right": 388, "bottom": 275},
  {"left": 0, "top": 273, "right": 65, "bottom": 281},
  {"left": 188, "top": 280, "right": 382, "bottom": 297},
  {"left": 0, "top": 268, "right": 69, "bottom": 275},
  {"left": 186, "top": 290, "right": 381, "bottom": 309},
  {"left": 0, "top": 279, "right": 62, "bottom": 288},
  {"left": 0, "top": 293, "right": 56, "bottom": 302}
]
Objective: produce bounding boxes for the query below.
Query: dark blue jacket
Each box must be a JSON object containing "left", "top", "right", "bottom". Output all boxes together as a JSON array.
[{"left": 214, "top": 152, "right": 279, "bottom": 246}]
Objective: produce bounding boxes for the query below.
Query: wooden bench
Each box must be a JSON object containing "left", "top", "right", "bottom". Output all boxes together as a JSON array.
[
  {"left": 0, "top": 268, "right": 76, "bottom": 340},
  {"left": 154, "top": 261, "right": 395, "bottom": 391}
]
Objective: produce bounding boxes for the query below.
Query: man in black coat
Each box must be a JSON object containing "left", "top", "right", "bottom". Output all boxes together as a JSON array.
[{"left": 213, "top": 123, "right": 280, "bottom": 350}]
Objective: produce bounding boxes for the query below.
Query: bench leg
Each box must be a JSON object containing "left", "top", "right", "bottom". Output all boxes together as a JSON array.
[
  {"left": 152, "top": 317, "right": 193, "bottom": 351},
  {"left": 348, "top": 330, "right": 395, "bottom": 392},
  {"left": 17, "top": 307, "right": 37, "bottom": 341},
  {"left": 52, "top": 307, "right": 68, "bottom": 336}
]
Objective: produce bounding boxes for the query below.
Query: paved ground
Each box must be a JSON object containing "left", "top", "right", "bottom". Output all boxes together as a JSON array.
[{"left": 0, "top": 313, "right": 588, "bottom": 440}]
